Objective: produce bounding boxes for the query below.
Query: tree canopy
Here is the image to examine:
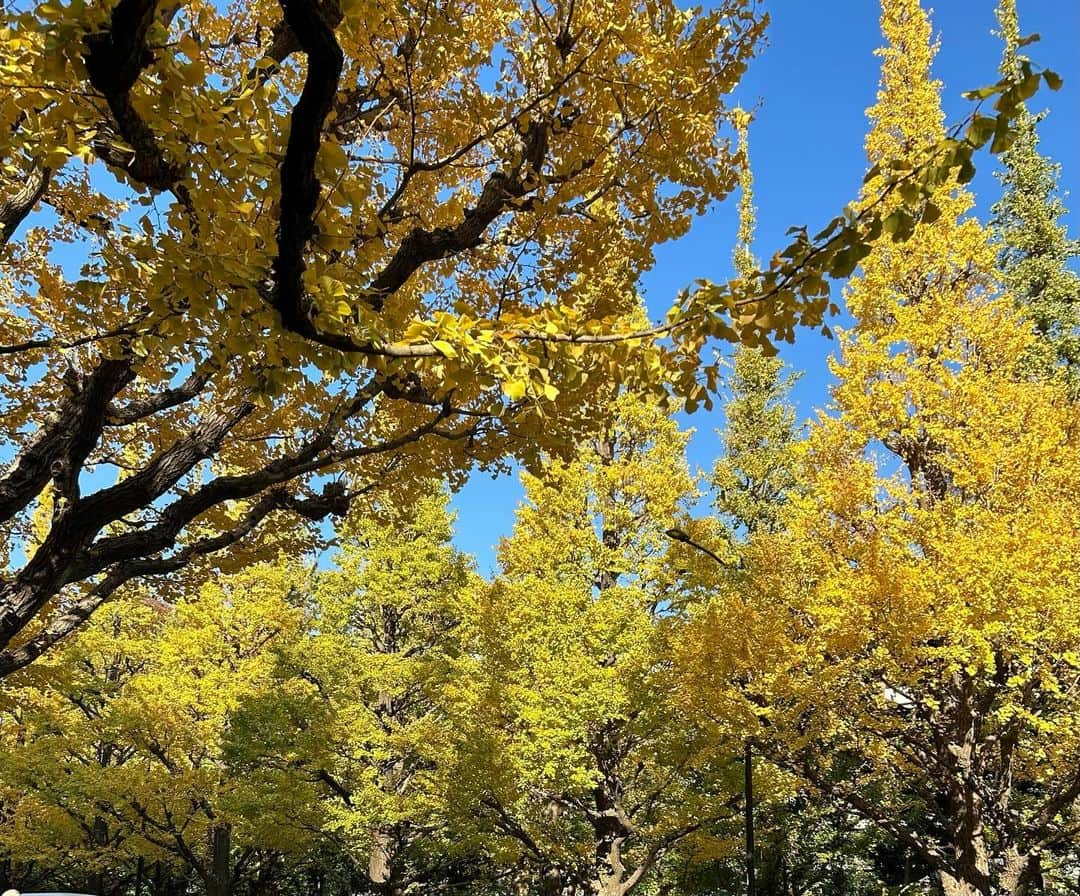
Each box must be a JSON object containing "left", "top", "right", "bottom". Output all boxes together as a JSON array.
[{"left": 0, "top": 0, "right": 1052, "bottom": 672}]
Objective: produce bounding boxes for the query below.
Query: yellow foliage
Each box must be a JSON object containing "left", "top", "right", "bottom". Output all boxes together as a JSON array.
[
  {"left": 443, "top": 395, "right": 741, "bottom": 893},
  {"left": 679, "top": 1, "right": 1080, "bottom": 888}
]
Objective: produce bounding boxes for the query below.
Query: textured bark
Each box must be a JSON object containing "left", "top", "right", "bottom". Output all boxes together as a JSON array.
[
  {"left": 368, "top": 829, "right": 404, "bottom": 896},
  {"left": 1000, "top": 848, "right": 1042, "bottom": 896},
  {"left": 0, "top": 358, "right": 132, "bottom": 526},
  {"left": 939, "top": 872, "right": 985, "bottom": 896},
  {"left": 269, "top": 0, "right": 345, "bottom": 341},
  {"left": 0, "top": 401, "right": 252, "bottom": 659},
  {"left": 267, "top": 0, "right": 555, "bottom": 348},
  {"left": 0, "top": 165, "right": 51, "bottom": 248},
  {"left": 941, "top": 677, "right": 992, "bottom": 896},
  {"left": 82, "top": 0, "right": 187, "bottom": 195},
  {"left": 592, "top": 779, "right": 633, "bottom": 896}
]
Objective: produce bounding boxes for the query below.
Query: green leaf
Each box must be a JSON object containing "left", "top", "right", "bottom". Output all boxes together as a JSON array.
[
  {"left": 962, "top": 85, "right": 999, "bottom": 101},
  {"left": 965, "top": 114, "right": 996, "bottom": 146},
  {"left": 830, "top": 247, "right": 860, "bottom": 279},
  {"left": 990, "top": 121, "right": 1016, "bottom": 155},
  {"left": 1017, "top": 72, "right": 1042, "bottom": 102},
  {"left": 883, "top": 210, "right": 914, "bottom": 243},
  {"left": 899, "top": 181, "right": 922, "bottom": 205}
]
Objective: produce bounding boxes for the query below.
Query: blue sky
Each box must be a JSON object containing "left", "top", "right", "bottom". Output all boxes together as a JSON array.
[{"left": 451, "top": 0, "right": 1080, "bottom": 573}]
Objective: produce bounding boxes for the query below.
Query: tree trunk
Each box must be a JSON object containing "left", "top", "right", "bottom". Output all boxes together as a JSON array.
[
  {"left": 85, "top": 814, "right": 109, "bottom": 896},
  {"left": 940, "top": 677, "right": 992, "bottom": 896},
  {"left": 592, "top": 782, "right": 633, "bottom": 896},
  {"left": 368, "top": 828, "right": 401, "bottom": 895},
  {"left": 1000, "top": 847, "right": 1041, "bottom": 896},
  {"left": 206, "top": 824, "right": 232, "bottom": 896},
  {"left": 938, "top": 871, "right": 988, "bottom": 896}
]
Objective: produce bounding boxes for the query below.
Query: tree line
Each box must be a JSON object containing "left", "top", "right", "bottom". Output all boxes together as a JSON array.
[{"left": 2, "top": 0, "right": 1078, "bottom": 894}]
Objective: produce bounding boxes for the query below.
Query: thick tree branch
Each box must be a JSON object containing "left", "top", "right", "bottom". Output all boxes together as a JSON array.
[
  {"left": 105, "top": 364, "right": 217, "bottom": 425},
  {"left": 0, "top": 358, "right": 132, "bottom": 526},
  {"left": 315, "top": 769, "right": 355, "bottom": 807},
  {"left": 366, "top": 119, "right": 550, "bottom": 309},
  {"left": 0, "top": 166, "right": 52, "bottom": 249},
  {"left": 82, "top": 0, "right": 187, "bottom": 198},
  {"left": 267, "top": 15, "right": 556, "bottom": 351},
  {"left": 0, "top": 371, "right": 476, "bottom": 672},
  {"left": 269, "top": 0, "right": 345, "bottom": 340},
  {"left": 0, "top": 401, "right": 253, "bottom": 653},
  {"left": 0, "top": 481, "right": 351, "bottom": 675},
  {"left": 71, "top": 398, "right": 451, "bottom": 584}
]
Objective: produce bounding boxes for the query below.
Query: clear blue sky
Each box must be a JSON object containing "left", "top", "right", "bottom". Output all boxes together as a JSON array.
[{"left": 451, "top": 0, "right": 1080, "bottom": 573}]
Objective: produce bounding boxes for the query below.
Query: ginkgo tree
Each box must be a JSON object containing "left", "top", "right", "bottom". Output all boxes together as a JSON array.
[
  {"left": 675, "top": 115, "right": 906, "bottom": 896},
  {"left": 0, "top": 0, "right": 761, "bottom": 674},
  {"left": 0, "top": 0, "right": 1050, "bottom": 674},
  {"left": 225, "top": 484, "right": 491, "bottom": 896},
  {"left": 992, "top": 0, "right": 1080, "bottom": 389},
  {"left": 441, "top": 394, "right": 747, "bottom": 896},
  {"left": 0, "top": 563, "right": 316, "bottom": 896},
  {"left": 679, "top": 1, "right": 1080, "bottom": 894},
  {"left": 0, "top": 594, "right": 166, "bottom": 896}
]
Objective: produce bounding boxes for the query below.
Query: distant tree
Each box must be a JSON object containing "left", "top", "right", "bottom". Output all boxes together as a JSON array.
[
  {"left": 444, "top": 395, "right": 743, "bottom": 896},
  {"left": 0, "top": 597, "right": 165, "bottom": 896},
  {"left": 992, "top": 0, "right": 1080, "bottom": 390},
  {"left": 713, "top": 113, "right": 803, "bottom": 543},
  {"left": 0, "top": 565, "right": 315, "bottom": 896},
  {"left": 226, "top": 485, "right": 492, "bottom": 896},
  {"left": 678, "top": 115, "right": 924, "bottom": 896}
]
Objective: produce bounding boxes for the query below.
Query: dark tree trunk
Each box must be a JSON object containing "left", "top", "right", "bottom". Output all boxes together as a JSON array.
[{"left": 206, "top": 825, "right": 232, "bottom": 896}]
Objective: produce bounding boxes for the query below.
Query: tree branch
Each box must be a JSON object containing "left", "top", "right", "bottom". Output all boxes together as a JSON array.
[
  {"left": 0, "top": 166, "right": 51, "bottom": 249},
  {"left": 0, "top": 358, "right": 132, "bottom": 526},
  {"left": 269, "top": 0, "right": 345, "bottom": 340},
  {"left": 82, "top": 0, "right": 189, "bottom": 200},
  {"left": 105, "top": 363, "right": 217, "bottom": 425}
]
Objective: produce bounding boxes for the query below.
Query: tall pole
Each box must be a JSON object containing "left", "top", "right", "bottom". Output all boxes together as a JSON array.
[{"left": 745, "top": 741, "right": 756, "bottom": 896}]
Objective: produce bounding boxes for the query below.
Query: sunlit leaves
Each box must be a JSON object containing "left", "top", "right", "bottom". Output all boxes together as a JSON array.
[{"left": 679, "top": 3, "right": 1080, "bottom": 889}]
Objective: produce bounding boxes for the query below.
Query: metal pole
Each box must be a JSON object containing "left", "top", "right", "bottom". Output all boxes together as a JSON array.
[{"left": 745, "top": 741, "right": 756, "bottom": 896}]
